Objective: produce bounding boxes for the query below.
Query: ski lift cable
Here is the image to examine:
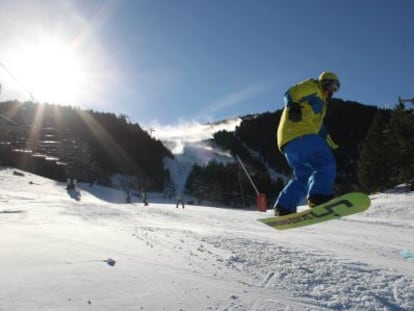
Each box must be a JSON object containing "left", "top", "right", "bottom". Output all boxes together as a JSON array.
[
  {"left": 0, "top": 112, "right": 53, "bottom": 130},
  {"left": 0, "top": 113, "right": 19, "bottom": 125},
  {"left": 0, "top": 59, "right": 52, "bottom": 130},
  {"left": 0, "top": 59, "right": 35, "bottom": 102}
]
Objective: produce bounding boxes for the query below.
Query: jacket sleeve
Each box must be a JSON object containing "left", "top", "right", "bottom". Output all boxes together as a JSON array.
[
  {"left": 300, "top": 93, "right": 324, "bottom": 114},
  {"left": 319, "top": 126, "right": 339, "bottom": 149}
]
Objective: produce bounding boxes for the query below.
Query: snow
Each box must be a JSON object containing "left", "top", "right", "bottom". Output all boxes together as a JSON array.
[
  {"left": 154, "top": 119, "right": 241, "bottom": 193},
  {"left": 152, "top": 118, "right": 242, "bottom": 154},
  {"left": 0, "top": 168, "right": 413, "bottom": 310}
]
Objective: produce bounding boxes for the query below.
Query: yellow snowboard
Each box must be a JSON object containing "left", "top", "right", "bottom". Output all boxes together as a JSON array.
[{"left": 258, "top": 192, "right": 370, "bottom": 230}]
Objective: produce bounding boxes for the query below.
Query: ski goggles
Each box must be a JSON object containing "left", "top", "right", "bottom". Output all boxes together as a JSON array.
[{"left": 322, "top": 79, "right": 340, "bottom": 92}]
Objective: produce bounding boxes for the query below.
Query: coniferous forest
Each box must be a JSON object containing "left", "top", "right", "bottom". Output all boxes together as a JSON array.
[
  {"left": 0, "top": 98, "right": 413, "bottom": 206},
  {"left": 187, "top": 98, "right": 414, "bottom": 205},
  {"left": 0, "top": 101, "right": 172, "bottom": 190}
]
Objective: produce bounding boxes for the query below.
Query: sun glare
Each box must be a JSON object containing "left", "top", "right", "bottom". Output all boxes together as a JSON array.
[{"left": 9, "top": 35, "right": 87, "bottom": 105}]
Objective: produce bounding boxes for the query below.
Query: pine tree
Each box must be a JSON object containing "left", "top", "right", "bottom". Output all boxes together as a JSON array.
[
  {"left": 385, "top": 104, "right": 414, "bottom": 187},
  {"left": 357, "top": 111, "right": 392, "bottom": 192}
]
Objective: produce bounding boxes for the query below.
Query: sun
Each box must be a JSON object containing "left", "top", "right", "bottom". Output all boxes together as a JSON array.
[{"left": 8, "top": 35, "right": 88, "bottom": 105}]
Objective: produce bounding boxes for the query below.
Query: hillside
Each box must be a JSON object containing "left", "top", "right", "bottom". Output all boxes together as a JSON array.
[
  {"left": 0, "top": 101, "right": 172, "bottom": 189},
  {"left": 1, "top": 99, "right": 412, "bottom": 208},
  {"left": 158, "top": 99, "right": 390, "bottom": 207},
  {"left": 0, "top": 167, "right": 413, "bottom": 310}
]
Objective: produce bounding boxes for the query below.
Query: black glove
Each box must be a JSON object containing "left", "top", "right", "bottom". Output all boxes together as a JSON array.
[{"left": 287, "top": 102, "right": 302, "bottom": 122}]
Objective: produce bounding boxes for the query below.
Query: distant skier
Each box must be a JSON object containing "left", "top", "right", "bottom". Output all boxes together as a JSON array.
[
  {"left": 66, "top": 178, "right": 81, "bottom": 201},
  {"left": 66, "top": 178, "right": 77, "bottom": 190},
  {"left": 274, "top": 72, "right": 340, "bottom": 216},
  {"left": 176, "top": 193, "right": 184, "bottom": 209},
  {"left": 125, "top": 189, "right": 131, "bottom": 203},
  {"left": 141, "top": 187, "right": 148, "bottom": 206}
]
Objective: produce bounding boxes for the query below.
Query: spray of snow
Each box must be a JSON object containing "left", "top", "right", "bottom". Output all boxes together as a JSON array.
[
  {"left": 151, "top": 118, "right": 242, "bottom": 192},
  {"left": 151, "top": 118, "right": 242, "bottom": 154}
]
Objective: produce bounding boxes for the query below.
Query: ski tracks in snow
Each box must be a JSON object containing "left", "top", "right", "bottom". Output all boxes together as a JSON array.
[
  {"left": 127, "top": 222, "right": 302, "bottom": 310},
  {"left": 202, "top": 235, "right": 414, "bottom": 310},
  {"left": 126, "top": 217, "right": 413, "bottom": 310}
]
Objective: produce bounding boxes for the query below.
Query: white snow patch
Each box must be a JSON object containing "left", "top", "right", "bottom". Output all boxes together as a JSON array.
[
  {"left": 156, "top": 119, "right": 241, "bottom": 193},
  {"left": 152, "top": 118, "right": 242, "bottom": 154}
]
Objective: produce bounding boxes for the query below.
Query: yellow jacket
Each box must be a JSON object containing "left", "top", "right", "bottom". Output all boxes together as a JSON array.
[{"left": 277, "top": 79, "right": 337, "bottom": 151}]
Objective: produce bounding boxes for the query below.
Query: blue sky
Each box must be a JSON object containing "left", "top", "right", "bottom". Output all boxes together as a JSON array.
[{"left": 1, "top": 0, "right": 413, "bottom": 128}]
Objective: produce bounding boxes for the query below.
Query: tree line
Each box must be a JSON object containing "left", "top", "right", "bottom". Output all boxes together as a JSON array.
[
  {"left": 184, "top": 98, "right": 414, "bottom": 206},
  {"left": 358, "top": 103, "right": 414, "bottom": 192},
  {"left": 0, "top": 98, "right": 412, "bottom": 206},
  {"left": 0, "top": 101, "right": 172, "bottom": 190}
]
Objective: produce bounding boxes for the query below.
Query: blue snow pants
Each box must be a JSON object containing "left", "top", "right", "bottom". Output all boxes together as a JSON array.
[{"left": 275, "top": 134, "right": 336, "bottom": 212}]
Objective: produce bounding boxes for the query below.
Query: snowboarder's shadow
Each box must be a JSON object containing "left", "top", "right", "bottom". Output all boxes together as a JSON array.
[{"left": 67, "top": 189, "right": 81, "bottom": 201}]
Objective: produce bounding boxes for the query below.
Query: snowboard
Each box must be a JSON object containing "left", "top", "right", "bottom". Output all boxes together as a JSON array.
[{"left": 258, "top": 192, "right": 370, "bottom": 231}]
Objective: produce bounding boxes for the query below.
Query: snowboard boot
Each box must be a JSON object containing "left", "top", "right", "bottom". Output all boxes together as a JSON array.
[
  {"left": 307, "top": 194, "right": 334, "bottom": 208},
  {"left": 274, "top": 204, "right": 294, "bottom": 216}
]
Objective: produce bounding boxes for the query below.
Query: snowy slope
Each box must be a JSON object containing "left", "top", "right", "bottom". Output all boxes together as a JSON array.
[
  {"left": 0, "top": 167, "right": 413, "bottom": 310},
  {"left": 154, "top": 119, "right": 241, "bottom": 193}
]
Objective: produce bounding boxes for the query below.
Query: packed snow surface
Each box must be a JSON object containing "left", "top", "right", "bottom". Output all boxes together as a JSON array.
[{"left": 0, "top": 168, "right": 413, "bottom": 310}]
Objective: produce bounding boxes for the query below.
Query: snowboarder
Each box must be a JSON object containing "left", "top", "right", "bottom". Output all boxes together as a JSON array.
[
  {"left": 274, "top": 72, "right": 340, "bottom": 216},
  {"left": 176, "top": 193, "right": 185, "bottom": 209}
]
